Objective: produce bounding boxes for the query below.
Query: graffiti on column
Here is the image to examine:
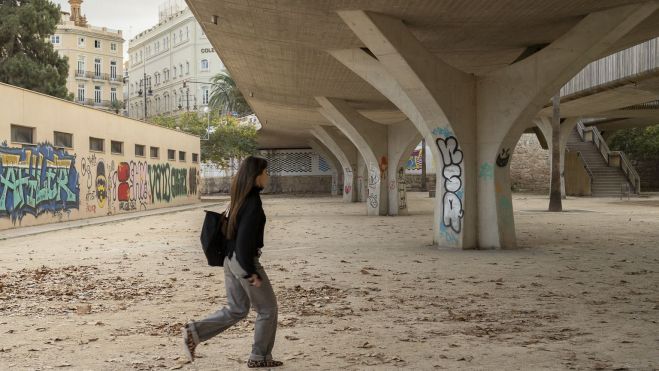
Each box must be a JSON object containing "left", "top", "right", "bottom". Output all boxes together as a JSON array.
[
  {"left": 479, "top": 162, "right": 494, "bottom": 180},
  {"left": 367, "top": 164, "right": 380, "bottom": 209},
  {"left": 0, "top": 143, "right": 80, "bottom": 223},
  {"left": 397, "top": 167, "right": 407, "bottom": 210},
  {"left": 496, "top": 148, "right": 511, "bottom": 167},
  {"left": 343, "top": 167, "right": 353, "bottom": 195},
  {"left": 436, "top": 135, "right": 464, "bottom": 234}
]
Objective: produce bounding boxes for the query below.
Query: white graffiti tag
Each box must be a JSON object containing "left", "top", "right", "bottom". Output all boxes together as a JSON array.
[{"left": 436, "top": 136, "right": 464, "bottom": 234}]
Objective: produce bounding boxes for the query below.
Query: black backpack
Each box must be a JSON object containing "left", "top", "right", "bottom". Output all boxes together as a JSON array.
[{"left": 200, "top": 209, "right": 229, "bottom": 266}]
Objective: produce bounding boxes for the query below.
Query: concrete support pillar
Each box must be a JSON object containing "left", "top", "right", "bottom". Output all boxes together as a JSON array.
[
  {"left": 310, "top": 125, "right": 360, "bottom": 202},
  {"left": 387, "top": 122, "right": 422, "bottom": 216},
  {"left": 334, "top": 11, "right": 477, "bottom": 247},
  {"left": 357, "top": 154, "right": 367, "bottom": 202},
  {"left": 334, "top": 3, "right": 656, "bottom": 248},
  {"left": 536, "top": 117, "right": 580, "bottom": 199},
  {"left": 308, "top": 138, "right": 341, "bottom": 196},
  {"left": 317, "top": 97, "right": 389, "bottom": 216}
]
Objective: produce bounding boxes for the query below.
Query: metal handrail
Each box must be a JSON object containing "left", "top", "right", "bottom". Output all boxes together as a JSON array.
[{"left": 614, "top": 151, "right": 641, "bottom": 193}]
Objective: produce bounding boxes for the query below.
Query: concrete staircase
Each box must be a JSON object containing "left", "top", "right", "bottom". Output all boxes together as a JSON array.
[{"left": 567, "top": 128, "right": 633, "bottom": 197}]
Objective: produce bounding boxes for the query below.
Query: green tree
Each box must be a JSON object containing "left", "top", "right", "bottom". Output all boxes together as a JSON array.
[
  {"left": 0, "top": 0, "right": 71, "bottom": 99},
  {"left": 208, "top": 72, "right": 252, "bottom": 116},
  {"left": 150, "top": 112, "right": 258, "bottom": 166},
  {"left": 609, "top": 125, "right": 659, "bottom": 161}
]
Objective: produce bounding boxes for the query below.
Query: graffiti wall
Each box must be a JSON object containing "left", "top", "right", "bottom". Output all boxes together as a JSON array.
[{"left": 0, "top": 142, "right": 200, "bottom": 230}]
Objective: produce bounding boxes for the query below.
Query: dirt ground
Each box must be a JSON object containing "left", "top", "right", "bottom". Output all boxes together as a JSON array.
[{"left": 0, "top": 192, "right": 658, "bottom": 370}]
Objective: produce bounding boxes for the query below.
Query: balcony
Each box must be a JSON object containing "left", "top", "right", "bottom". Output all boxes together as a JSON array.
[
  {"left": 74, "top": 71, "right": 122, "bottom": 83},
  {"left": 75, "top": 99, "right": 125, "bottom": 112}
]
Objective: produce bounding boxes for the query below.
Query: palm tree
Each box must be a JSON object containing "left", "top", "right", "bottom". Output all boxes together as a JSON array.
[{"left": 208, "top": 72, "right": 252, "bottom": 117}]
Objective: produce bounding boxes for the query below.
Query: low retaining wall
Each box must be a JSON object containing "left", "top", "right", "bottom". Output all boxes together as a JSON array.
[{"left": 201, "top": 175, "right": 336, "bottom": 194}]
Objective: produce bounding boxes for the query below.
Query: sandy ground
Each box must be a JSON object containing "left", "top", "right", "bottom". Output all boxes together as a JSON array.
[{"left": 0, "top": 192, "right": 658, "bottom": 370}]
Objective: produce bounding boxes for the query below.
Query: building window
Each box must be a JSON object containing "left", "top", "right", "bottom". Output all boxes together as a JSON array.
[
  {"left": 135, "top": 144, "right": 145, "bottom": 157},
  {"left": 50, "top": 35, "right": 60, "bottom": 44},
  {"left": 179, "top": 63, "right": 183, "bottom": 77},
  {"left": 110, "top": 61, "right": 117, "bottom": 79},
  {"left": 163, "top": 37, "right": 168, "bottom": 49},
  {"left": 77, "top": 84, "right": 85, "bottom": 102},
  {"left": 94, "top": 40, "right": 101, "bottom": 49},
  {"left": 179, "top": 29, "right": 183, "bottom": 41},
  {"left": 168, "top": 149, "right": 176, "bottom": 161},
  {"left": 111, "top": 42, "right": 117, "bottom": 52},
  {"left": 94, "top": 58, "right": 101, "bottom": 77},
  {"left": 11, "top": 125, "right": 34, "bottom": 144},
  {"left": 186, "top": 61, "right": 190, "bottom": 74},
  {"left": 111, "top": 140, "right": 123, "bottom": 155},
  {"left": 202, "top": 86, "right": 209, "bottom": 105},
  {"left": 200, "top": 59, "right": 209, "bottom": 71},
  {"left": 179, "top": 151, "right": 186, "bottom": 162},
  {"left": 78, "top": 37, "right": 85, "bottom": 48},
  {"left": 77, "top": 56, "right": 85, "bottom": 74},
  {"left": 110, "top": 87, "right": 117, "bottom": 102},
  {"left": 89, "top": 137, "right": 104, "bottom": 152},
  {"left": 53, "top": 131, "right": 73, "bottom": 148},
  {"left": 173, "top": 66, "right": 177, "bottom": 78},
  {"left": 94, "top": 86, "right": 102, "bottom": 103},
  {"left": 192, "top": 153, "right": 199, "bottom": 163},
  {"left": 186, "top": 26, "right": 189, "bottom": 39},
  {"left": 150, "top": 146, "right": 159, "bottom": 158},
  {"left": 173, "top": 33, "right": 176, "bottom": 44}
]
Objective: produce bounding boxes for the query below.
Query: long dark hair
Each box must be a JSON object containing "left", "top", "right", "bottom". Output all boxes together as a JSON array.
[{"left": 227, "top": 156, "right": 268, "bottom": 239}]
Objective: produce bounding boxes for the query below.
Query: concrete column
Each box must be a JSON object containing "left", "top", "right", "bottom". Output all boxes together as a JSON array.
[
  {"left": 334, "top": 4, "right": 655, "bottom": 248},
  {"left": 387, "top": 121, "right": 422, "bottom": 215},
  {"left": 333, "top": 11, "right": 477, "bottom": 247},
  {"left": 310, "top": 125, "right": 359, "bottom": 202},
  {"left": 536, "top": 117, "right": 580, "bottom": 199},
  {"left": 308, "top": 138, "right": 341, "bottom": 196},
  {"left": 357, "top": 154, "right": 366, "bottom": 202},
  {"left": 317, "top": 97, "right": 389, "bottom": 216}
]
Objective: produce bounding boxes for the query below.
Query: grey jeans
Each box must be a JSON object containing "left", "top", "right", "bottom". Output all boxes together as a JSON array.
[{"left": 188, "top": 255, "right": 278, "bottom": 361}]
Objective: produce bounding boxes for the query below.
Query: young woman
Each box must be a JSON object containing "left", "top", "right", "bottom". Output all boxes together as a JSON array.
[{"left": 182, "top": 156, "right": 282, "bottom": 368}]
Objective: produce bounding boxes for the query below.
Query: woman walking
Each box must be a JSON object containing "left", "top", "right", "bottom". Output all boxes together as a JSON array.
[{"left": 182, "top": 156, "right": 282, "bottom": 368}]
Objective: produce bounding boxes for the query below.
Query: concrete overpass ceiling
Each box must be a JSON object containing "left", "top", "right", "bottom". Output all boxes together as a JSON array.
[{"left": 187, "top": 0, "right": 659, "bottom": 147}]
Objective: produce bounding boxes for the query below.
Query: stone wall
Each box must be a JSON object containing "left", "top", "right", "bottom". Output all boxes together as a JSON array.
[
  {"left": 510, "top": 133, "right": 550, "bottom": 193},
  {"left": 201, "top": 175, "right": 336, "bottom": 194},
  {"left": 634, "top": 160, "right": 659, "bottom": 191}
]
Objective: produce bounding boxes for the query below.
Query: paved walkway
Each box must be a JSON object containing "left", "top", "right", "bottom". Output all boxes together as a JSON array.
[{"left": 0, "top": 197, "right": 229, "bottom": 241}]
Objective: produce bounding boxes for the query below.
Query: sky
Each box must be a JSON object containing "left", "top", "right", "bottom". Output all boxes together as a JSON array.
[{"left": 50, "top": 0, "right": 178, "bottom": 59}]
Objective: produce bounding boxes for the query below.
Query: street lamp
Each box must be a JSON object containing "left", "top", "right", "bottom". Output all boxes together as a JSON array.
[{"left": 137, "top": 74, "right": 152, "bottom": 119}]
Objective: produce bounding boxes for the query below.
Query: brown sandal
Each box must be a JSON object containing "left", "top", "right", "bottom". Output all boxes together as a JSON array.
[{"left": 247, "top": 359, "right": 284, "bottom": 368}]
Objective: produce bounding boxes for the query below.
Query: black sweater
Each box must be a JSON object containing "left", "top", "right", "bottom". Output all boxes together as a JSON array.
[{"left": 226, "top": 186, "right": 266, "bottom": 278}]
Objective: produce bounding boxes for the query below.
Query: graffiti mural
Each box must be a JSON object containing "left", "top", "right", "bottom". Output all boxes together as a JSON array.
[
  {"left": 406, "top": 148, "right": 423, "bottom": 171},
  {"left": 479, "top": 162, "right": 494, "bottom": 180},
  {"left": 496, "top": 148, "right": 511, "bottom": 167},
  {"left": 367, "top": 164, "right": 380, "bottom": 210},
  {"left": 96, "top": 161, "right": 107, "bottom": 209},
  {"left": 148, "top": 163, "right": 188, "bottom": 203},
  {"left": 110, "top": 161, "right": 150, "bottom": 211},
  {"left": 0, "top": 143, "right": 80, "bottom": 223},
  {"left": 188, "top": 167, "right": 199, "bottom": 196},
  {"left": 436, "top": 136, "right": 464, "bottom": 235},
  {"left": 397, "top": 167, "right": 407, "bottom": 210}
]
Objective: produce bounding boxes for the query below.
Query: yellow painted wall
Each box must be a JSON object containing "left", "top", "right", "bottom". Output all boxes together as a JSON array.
[{"left": 0, "top": 82, "right": 200, "bottom": 230}]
